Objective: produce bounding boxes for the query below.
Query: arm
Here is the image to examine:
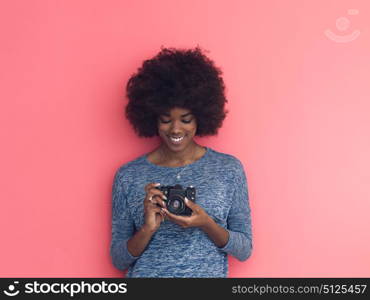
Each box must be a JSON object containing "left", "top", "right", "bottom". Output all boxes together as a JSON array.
[
  {"left": 127, "top": 224, "right": 156, "bottom": 257},
  {"left": 162, "top": 160, "right": 252, "bottom": 261},
  {"left": 199, "top": 216, "right": 229, "bottom": 248},
  {"left": 110, "top": 168, "right": 141, "bottom": 271},
  {"left": 217, "top": 160, "right": 253, "bottom": 261},
  {"left": 161, "top": 160, "right": 252, "bottom": 261},
  {"left": 127, "top": 182, "right": 168, "bottom": 256},
  {"left": 110, "top": 172, "right": 166, "bottom": 270}
]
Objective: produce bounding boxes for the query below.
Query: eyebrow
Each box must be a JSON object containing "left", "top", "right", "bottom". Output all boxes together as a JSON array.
[{"left": 162, "top": 112, "right": 192, "bottom": 117}]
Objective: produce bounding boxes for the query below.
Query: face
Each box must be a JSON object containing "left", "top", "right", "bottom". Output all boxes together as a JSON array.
[{"left": 157, "top": 107, "right": 197, "bottom": 152}]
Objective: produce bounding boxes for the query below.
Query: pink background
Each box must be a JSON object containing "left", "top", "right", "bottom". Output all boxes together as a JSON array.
[{"left": 0, "top": 0, "right": 369, "bottom": 277}]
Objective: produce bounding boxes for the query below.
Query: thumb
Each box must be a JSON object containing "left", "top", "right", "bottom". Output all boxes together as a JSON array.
[{"left": 184, "top": 197, "right": 195, "bottom": 208}]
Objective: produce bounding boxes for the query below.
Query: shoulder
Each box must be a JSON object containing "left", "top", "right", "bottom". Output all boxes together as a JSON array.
[
  {"left": 207, "top": 147, "right": 245, "bottom": 172},
  {"left": 113, "top": 153, "right": 147, "bottom": 183}
]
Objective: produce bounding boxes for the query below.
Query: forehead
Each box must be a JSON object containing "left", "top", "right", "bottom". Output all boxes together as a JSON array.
[{"left": 161, "top": 107, "right": 192, "bottom": 117}]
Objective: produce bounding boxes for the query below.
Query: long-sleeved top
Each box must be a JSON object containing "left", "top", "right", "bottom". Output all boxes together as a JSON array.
[{"left": 110, "top": 146, "right": 252, "bottom": 277}]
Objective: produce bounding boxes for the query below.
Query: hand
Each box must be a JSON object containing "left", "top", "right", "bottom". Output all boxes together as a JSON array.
[
  {"left": 143, "top": 183, "right": 167, "bottom": 233},
  {"left": 162, "top": 197, "right": 211, "bottom": 229}
]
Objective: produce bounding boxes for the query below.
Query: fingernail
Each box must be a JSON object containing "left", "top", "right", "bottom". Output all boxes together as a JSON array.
[
  {"left": 162, "top": 195, "right": 167, "bottom": 200},
  {"left": 184, "top": 197, "right": 189, "bottom": 202},
  {"left": 154, "top": 183, "right": 161, "bottom": 186}
]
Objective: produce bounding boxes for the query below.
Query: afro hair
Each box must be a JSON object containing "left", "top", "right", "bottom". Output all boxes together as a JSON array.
[{"left": 125, "top": 46, "right": 229, "bottom": 137}]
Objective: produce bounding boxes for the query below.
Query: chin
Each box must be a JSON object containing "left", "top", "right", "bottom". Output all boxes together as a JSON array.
[{"left": 166, "top": 142, "right": 188, "bottom": 150}]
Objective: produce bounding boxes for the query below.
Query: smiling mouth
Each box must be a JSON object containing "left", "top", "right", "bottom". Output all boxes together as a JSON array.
[{"left": 168, "top": 136, "right": 185, "bottom": 144}]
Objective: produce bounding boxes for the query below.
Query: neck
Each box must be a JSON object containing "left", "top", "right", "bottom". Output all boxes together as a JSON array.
[{"left": 158, "top": 141, "right": 199, "bottom": 164}]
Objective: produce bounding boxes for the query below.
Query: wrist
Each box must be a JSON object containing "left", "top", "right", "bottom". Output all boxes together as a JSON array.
[
  {"left": 141, "top": 224, "right": 157, "bottom": 236},
  {"left": 199, "top": 215, "right": 214, "bottom": 231}
]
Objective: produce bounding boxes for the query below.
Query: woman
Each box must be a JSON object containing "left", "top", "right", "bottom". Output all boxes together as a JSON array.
[{"left": 110, "top": 47, "right": 252, "bottom": 277}]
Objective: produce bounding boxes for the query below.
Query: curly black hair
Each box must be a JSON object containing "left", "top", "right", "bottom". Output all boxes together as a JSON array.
[{"left": 125, "top": 46, "right": 228, "bottom": 137}]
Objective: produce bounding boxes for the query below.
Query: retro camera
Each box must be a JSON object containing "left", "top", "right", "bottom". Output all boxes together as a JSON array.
[{"left": 155, "top": 184, "right": 196, "bottom": 216}]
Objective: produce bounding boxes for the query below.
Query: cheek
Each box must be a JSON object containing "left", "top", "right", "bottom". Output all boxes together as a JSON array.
[
  {"left": 157, "top": 124, "right": 168, "bottom": 133},
  {"left": 189, "top": 123, "right": 197, "bottom": 133},
  {"left": 158, "top": 130, "right": 167, "bottom": 139}
]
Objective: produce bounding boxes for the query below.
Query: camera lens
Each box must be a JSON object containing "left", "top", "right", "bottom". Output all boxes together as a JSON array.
[
  {"left": 168, "top": 195, "right": 184, "bottom": 214},
  {"left": 172, "top": 200, "right": 180, "bottom": 209}
]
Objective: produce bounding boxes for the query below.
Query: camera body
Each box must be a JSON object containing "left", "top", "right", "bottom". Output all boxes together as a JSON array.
[{"left": 155, "top": 184, "right": 196, "bottom": 216}]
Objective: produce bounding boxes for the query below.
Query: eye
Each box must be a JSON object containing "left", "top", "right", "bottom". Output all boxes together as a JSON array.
[
  {"left": 159, "top": 116, "right": 171, "bottom": 123},
  {"left": 159, "top": 118, "right": 193, "bottom": 124}
]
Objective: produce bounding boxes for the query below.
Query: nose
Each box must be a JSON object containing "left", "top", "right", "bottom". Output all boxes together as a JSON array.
[{"left": 169, "top": 120, "right": 183, "bottom": 134}]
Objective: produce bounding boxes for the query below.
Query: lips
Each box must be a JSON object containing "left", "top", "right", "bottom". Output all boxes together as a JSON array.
[{"left": 168, "top": 135, "right": 185, "bottom": 145}]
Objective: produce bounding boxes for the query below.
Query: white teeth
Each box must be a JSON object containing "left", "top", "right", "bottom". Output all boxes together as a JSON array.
[{"left": 170, "top": 136, "right": 184, "bottom": 142}]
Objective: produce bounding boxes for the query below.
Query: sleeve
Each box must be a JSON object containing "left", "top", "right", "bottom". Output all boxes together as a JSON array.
[
  {"left": 110, "top": 167, "right": 140, "bottom": 271},
  {"left": 218, "top": 159, "right": 253, "bottom": 261}
]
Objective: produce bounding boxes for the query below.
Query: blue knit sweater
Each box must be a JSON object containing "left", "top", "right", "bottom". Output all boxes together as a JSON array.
[{"left": 110, "top": 146, "right": 252, "bottom": 277}]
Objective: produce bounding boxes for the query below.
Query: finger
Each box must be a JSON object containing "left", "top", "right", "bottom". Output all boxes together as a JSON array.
[
  {"left": 148, "top": 188, "right": 167, "bottom": 199},
  {"left": 147, "top": 192, "right": 167, "bottom": 207},
  {"left": 163, "top": 210, "right": 191, "bottom": 228},
  {"left": 144, "top": 182, "right": 161, "bottom": 193},
  {"left": 184, "top": 197, "right": 194, "bottom": 207},
  {"left": 159, "top": 209, "right": 167, "bottom": 223},
  {"left": 184, "top": 197, "right": 198, "bottom": 212},
  {"left": 148, "top": 206, "right": 162, "bottom": 214},
  {"left": 146, "top": 196, "right": 164, "bottom": 209},
  {"left": 163, "top": 208, "right": 191, "bottom": 222},
  {"left": 145, "top": 195, "right": 157, "bottom": 208},
  {"left": 162, "top": 211, "right": 169, "bottom": 221},
  {"left": 145, "top": 193, "right": 161, "bottom": 203},
  {"left": 160, "top": 210, "right": 165, "bottom": 222}
]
